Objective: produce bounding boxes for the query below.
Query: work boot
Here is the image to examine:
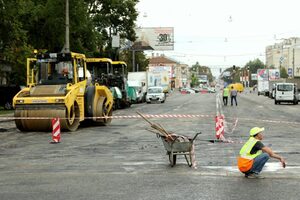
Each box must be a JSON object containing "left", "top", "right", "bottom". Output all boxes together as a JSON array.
[{"left": 245, "top": 173, "right": 265, "bottom": 179}]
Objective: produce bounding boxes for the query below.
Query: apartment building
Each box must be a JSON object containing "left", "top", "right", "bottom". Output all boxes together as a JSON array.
[{"left": 266, "top": 37, "right": 300, "bottom": 77}]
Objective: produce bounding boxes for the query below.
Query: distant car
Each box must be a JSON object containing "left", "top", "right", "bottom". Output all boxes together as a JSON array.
[
  {"left": 146, "top": 86, "right": 166, "bottom": 103},
  {"left": 180, "top": 88, "right": 196, "bottom": 94},
  {"left": 208, "top": 87, "right": 216, "bottom": 93},
  {"left": 191, "top": 88, "right": 200, "bottom": 93}
]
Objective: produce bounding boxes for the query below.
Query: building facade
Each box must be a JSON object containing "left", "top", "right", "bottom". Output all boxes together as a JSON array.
[
  {"left": 266, "top": 37, "right": 300, "bottom": 77},
  {"left": 148, "top": 55, "right": 189, "bottom": 89}
]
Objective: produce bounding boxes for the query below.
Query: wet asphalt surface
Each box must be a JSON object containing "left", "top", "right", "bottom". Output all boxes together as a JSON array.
[{"left": 0, "top": 89, "right": 300, "bottom": 200}]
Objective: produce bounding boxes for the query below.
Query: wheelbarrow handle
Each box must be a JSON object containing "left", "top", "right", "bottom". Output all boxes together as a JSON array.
[{"left": 191, "top": 132, "right": 202, "bottom": 142}]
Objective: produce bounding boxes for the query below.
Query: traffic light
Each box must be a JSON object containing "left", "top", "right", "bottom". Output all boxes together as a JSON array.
[{"left": 233, "top": 65, "right": 236, "bottom": 70}]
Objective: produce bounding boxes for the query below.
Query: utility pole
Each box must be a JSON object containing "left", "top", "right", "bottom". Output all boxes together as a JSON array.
[
  {"left": 63, "top": 0, "right": 70, "bottom": 53},
  {"left": 132, "top": 50, "right": 135, "bottom": 72}
]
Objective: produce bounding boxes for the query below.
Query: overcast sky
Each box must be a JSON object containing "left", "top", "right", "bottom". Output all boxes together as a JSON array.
[{"left": 136, "top": 0, "right": 300, "bottom": 76}]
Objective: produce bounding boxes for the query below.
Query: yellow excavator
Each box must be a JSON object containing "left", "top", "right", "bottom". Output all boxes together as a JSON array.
[{"left": 13, "top": 52, "right": 113, "bottom": 131}]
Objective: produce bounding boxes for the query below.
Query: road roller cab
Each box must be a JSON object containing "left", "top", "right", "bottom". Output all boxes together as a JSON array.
[
  {"left": 13, "top": 52, "right": 113, "bottom": 132},
  {"left": 86, "top": 58, "right": 134, "bottom": 109}
]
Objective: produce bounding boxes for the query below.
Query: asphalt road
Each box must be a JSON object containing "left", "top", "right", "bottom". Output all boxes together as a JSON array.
[{"left": 0, "top": 89, "right": 300, "bottom": 200}]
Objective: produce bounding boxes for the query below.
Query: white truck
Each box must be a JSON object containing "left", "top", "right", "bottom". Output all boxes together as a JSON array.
[
  {"left": 257, "top": 69, "right": 269, "bottom": 96},
  {"left": 128, "top": 72, "right": 148, "bottom": 103},
  {"left": 257, "top": 80, "right": 269, "bottom": 96},
  {"left": 274, "top": 83, "right": 298, "bottom": 105}
]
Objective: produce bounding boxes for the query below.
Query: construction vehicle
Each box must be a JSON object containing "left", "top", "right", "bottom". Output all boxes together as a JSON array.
[
  {"left": 13, "top": 52, "right": 114, "bottom": 131},
  {"left": 86, "top": 59, "right": 136, "bottom": 109},
  {"left": 112, "top": 61, "right": 137, "bottom": 106}
]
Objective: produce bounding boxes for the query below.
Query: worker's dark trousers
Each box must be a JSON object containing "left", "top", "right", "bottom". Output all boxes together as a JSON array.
[
  {"left": 223, "top": 96, "right": 228, "bottom": 106},
  {"left": 231, "top": 96, "right": 237, "bottom": 106},
  {"left": 249, "top": 153, "right": 270, "bottom": 174}
]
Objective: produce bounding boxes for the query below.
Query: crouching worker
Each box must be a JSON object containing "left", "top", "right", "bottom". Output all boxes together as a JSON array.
[{"left": 237, "top": 127, "right": 286, "bottom": 178}]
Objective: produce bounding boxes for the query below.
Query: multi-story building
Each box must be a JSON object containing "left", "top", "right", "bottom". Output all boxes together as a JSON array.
[
  {"left": 148, "top": 55, "right": 190, "bottom": 89},
  {"left": 266, "top": 37, "right": 300, "bottom": 77}
]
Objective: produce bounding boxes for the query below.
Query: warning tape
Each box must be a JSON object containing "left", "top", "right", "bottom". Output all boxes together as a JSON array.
[
  {"left": 0, "top": 115, "right": 300, "bottom": 125},
  {"left": 225, "top": 117, "right": 300, "bottom": 126},
  {"left": 0, "top": 114, "right": 214, "bottom": 120}
]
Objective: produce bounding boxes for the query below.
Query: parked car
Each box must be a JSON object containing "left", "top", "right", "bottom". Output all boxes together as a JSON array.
[
  {"left": 207, "top": 87, "right": 216, "bottom": 93},
  {"left": 146, "top": 86, "right": 166, "bottom": 103},
  {"left": 180, "top": 88, "right": 196, "bottom": 94},
  {"left": 0, "top": 85, "right": 21, "bottom": 109}
]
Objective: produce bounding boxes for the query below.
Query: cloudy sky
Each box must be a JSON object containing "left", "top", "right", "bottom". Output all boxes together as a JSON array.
[{"left": 136, "top": 0, "right": 300, "bottom": 75}]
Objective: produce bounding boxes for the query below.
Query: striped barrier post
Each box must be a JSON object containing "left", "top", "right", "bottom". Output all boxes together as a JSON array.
[
  {"left": 215, "top": 115, "right": 224, "bottom": 139},
  {"left": 51, "top": 118, "right": 61, "bottom": 143}
]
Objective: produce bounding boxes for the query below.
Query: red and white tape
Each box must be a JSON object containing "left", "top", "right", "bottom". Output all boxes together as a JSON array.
[{"left": 0, "top": 114, "right": 213, "bottom": 120}]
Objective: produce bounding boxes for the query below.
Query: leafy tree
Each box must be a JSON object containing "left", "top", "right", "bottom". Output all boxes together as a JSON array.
[
  {"left": 244, "top": 59, "right": 266, "bottom": 75},
  {"left": 119, "top": 50, "right": 149, "bottom": 72},
  {"left": 190, "top": 62, "right": 214, "bottom": 83},
  {"left": 222, "top": 66, "right": 241, "bottom": 84},
  {"left": 0, "top": 0, "right": 35, "bottom": 85},
  {"left": 0, "top": 0, "right": 142, "bottom": 84},
  {"left": 190, "top": 73, "right": 198, "bottom": 88},
  {"left": 280, "top": 67, "right": 288, "bottom": 78},
  {"left": 86, "top": 0, "right": 139, "bottom": 57},
  {"left": 244, "top": 59, "right": 266, "bottom": 86}
]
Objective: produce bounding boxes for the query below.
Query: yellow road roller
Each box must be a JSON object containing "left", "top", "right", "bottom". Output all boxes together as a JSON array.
[{"left": 13, "top": 52, "right": 113, "bottom": 132}]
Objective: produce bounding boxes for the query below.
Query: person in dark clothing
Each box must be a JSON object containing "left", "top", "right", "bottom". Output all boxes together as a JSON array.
[{"left": 230, "top": 86, "right": 238, "bottom": 106}]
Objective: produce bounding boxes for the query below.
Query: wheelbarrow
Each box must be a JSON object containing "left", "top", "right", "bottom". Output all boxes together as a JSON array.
[
  {"left": 160, "top": 132, "right": 201, "bottom": 167},
  {"left": 136, "top": 111, "right": 201, "bottom": 167}
]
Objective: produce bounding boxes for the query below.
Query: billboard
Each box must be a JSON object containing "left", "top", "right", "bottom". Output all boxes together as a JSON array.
[
  {"left": 148, "top": 71, "right": 169, "bottom": 91},
  {"left": 257, "top": 69, "right": 269, "bottom": 81},
  {"left": 294, "top": 66, "right": 300, "bottom": 77},
  {"left": 148, "top": 66, "right": 173, "bottom": 79},
  {"left": 134, "top": 27, "right": 174, "bottom": 50},
  {"left": 268, "top": 69, "right": 280, "bottom": 80},
  {"left": 251, "top": 74, "right": 257, "bottom": 80}
]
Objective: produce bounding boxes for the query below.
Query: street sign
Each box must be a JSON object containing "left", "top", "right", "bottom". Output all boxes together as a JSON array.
[
  {"left": 288, "top": 68, "right": 293, "bottom": 77},
  {"left": 251, "top": 73, "right": 257, "bottom": 80},
  {"left": 280, "top": 56, "right": 284, "bottom": 63}
]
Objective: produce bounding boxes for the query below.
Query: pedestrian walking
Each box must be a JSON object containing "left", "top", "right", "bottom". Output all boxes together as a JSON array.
[
  {"left": 230, "top": 86, "right": 238, "bottom": 106},
  {"left": 237, "top": 127, "right": 286, "bottom": 179},
  {"left": 223, "top": 87, "right": 229, "bottom": 106}
]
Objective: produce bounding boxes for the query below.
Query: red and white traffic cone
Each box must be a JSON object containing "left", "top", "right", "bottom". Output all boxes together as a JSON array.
[{"left": 51, "top": 118, "right": 61, "bottom": 143}]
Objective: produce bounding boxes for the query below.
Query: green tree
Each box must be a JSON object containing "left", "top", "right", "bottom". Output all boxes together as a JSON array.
[
  {"left": 0, "top": 0, "right": 141, "bottom": 84},
  {"left": 280, "top": 67, "right": 288, "bottom": 78},
  {"left": 190, "top": 62, "right": 214, "bottom": 83},
  {"left": 222, "top": 66, "right": 241, "bottom": 84},
  {"left": 86, "top": 0, "right": 139, "bottom": 57},
  {"left": 0, "top": 0, "right": 35, "bottom": 85},
  {"left": 190, "top": 73, "right": 198, "bottom": 88},
  {"left": 119, "top": 50, "right": 149, "bottom": 72},
  {"left": 244, "top": 59, "right": 266, "bottom": 86}
]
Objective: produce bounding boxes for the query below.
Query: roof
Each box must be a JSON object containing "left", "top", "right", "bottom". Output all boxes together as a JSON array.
[
  {"left": 86, "top": 58, "right": 112, "bottom": 63},
  {"left": 149, "top": 56, "right": 178, "bottom": 65}
]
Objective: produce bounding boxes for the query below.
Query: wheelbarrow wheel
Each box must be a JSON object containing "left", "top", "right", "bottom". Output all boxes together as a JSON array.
[{"left": 169, "top": 154, "right": 177, "bottom": 167}]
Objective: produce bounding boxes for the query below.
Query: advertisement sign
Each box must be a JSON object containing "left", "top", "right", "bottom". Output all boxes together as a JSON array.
[
  {"left": 148, "top": 71, "right": 169, "bottom": 91},
  {"left": 251, "top": 74, "right": 257, "bottom": 80},
  {"left": 294, "top": 66, "right": 300, "bottom": 77},
  {"left": 135, "top": 27, "right": 174, "bottom": 50},
  {"left": 148, "top": 66, "right": 173, "bottom": 79},
  {"left": 257, "top": 69, "right": 269, "bottom": 81},
  {"left": 268, "top": 69, "right": 280, "bottom": 80},
  {"left": 288, "top": 68, "right": 293, "bottom": 77}
]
